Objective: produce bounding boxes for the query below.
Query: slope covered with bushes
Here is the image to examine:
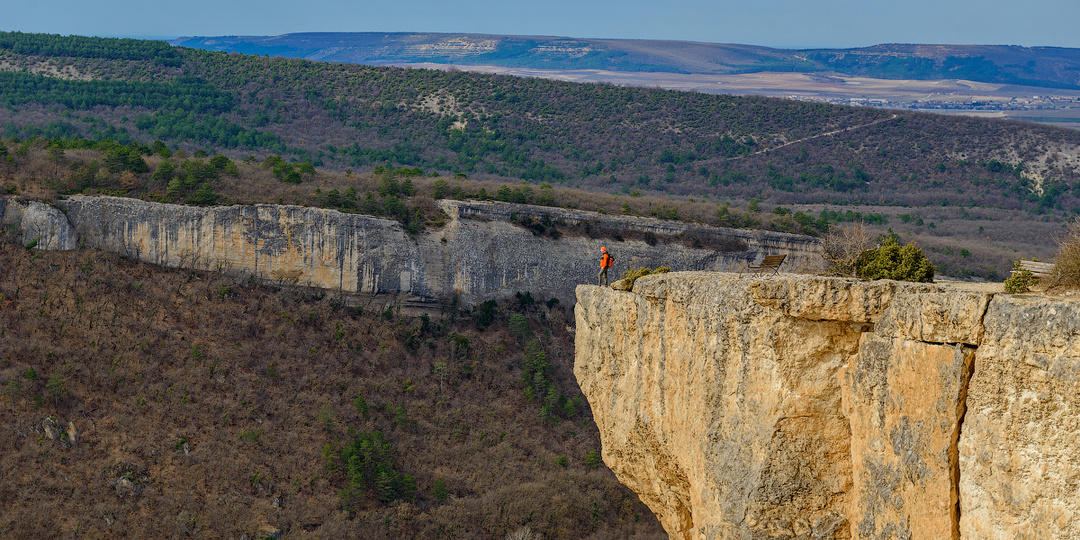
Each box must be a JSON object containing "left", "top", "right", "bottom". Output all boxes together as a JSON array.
[
  {"left": 3, "top": 32, "right": 1080, "bottom": 216},
  {"left": 0, "top": 233, "right": 663, "bottom": 538}
]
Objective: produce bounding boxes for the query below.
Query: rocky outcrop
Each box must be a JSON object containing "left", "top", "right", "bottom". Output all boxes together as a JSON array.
[
  {"left": 575, "top": 273, "right": 1080, "bottom": 539},
  {"left": 3, "top": 195, "right": 822, "bottom": 306},
  {"left": 434, "top": 200, "right": 821, "bottom": 305},
  {"left": 0, "top": 197, "right": 76, "bottom": 250},
  {"left": 959, "top": 296, "right": 1080, "bottom": 540},
  {"left": 58, "top": 195, "right": 417, "bottom": 296}
]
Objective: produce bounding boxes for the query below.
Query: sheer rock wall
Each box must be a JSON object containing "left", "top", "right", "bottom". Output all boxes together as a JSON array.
[
  {"left": 2, "top": 195, "right": 823, "bottom": 306},
  {"left": 0, "top": 197, "right": 76, "bottom": 250},
  {"left": 575, "top": 273, "right": 1080, "bottom": 540}
]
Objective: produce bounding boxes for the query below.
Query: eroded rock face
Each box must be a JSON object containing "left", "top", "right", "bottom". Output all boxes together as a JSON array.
[
  {"left": 576, "top": 273, "right": 1080, "bottom": 540},
  {"left": 577, "top": 274, "right": 869, "bottom": 539},
  {"left": 0, "top": 198, "right": 76, "bottom": 250},
  {"left": 432, "top": 200, "right": 823, "bottom": 306},
  {"left": 959, "top": 296, "right": 1080, "bottom": 540},
  {"left": 58, "top": 196, "right": 416, "bottom": 295},
  {"left": 9, "top": 195, "right": 822, "bottom": 306}
]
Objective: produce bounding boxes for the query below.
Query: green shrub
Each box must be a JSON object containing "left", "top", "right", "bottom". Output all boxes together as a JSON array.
[
  {"left": 855, "top": 238, "right": 934, "bottom": 282},
  {"left": 3, "top": 380, "right": 22, "bottom": 402},
  {"left": 318, "top": 403, "right": 335, "bottom": 431},
  {"left": 614, "top": 266, "right": 671, "bottom": 290},
  {"left": 585, "top": 450, "right": 603, "bottom": 469},
  {"left": 338, "top": 429, "right": 415, "bottom": 508},
  {"left": 475, "top": 299, "right": 497, "bottom": 330},
  {"left": 1004, "top": 263, "right": 1038, "bottom": 293},
  {"left": 238, "top": 429, "right": 263, "bottom": 442},
  {"left": 352, "top": 394, "right": 369, "bottom": 420},
  {"left": 46, "top": 369, "right": 66, "bottom": 403},
  {"left": 508, "top": 314, "right": 531, "bottom": 341},
  {"left": 432, "top": 477, "right": 448, "bottom": 501}
]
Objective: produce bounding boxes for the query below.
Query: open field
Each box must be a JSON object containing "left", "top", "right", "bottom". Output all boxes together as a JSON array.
[
  {"left": 406, "top": 63, "right": 1080, "bottom": 129},
  {"left": 404, "top": 64, "right": 1079, "bottom": 100}
]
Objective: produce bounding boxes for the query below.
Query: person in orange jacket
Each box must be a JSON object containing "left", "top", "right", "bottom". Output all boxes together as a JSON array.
[{"left": 598, "top": 246, "right": 615, "bottom": 286}]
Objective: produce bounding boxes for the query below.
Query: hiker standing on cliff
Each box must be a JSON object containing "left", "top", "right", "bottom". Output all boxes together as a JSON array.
[{"left": 598, "top": 246, "right": 615, "bottom": 286}]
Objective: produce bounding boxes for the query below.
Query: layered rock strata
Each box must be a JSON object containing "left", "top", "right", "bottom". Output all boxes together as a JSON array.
[
  {"left": 575, "top": 273, "right": 1080, "bottom": 539},
  {"left": 3, "top": 195, "right": 822, "bottom": 305}
]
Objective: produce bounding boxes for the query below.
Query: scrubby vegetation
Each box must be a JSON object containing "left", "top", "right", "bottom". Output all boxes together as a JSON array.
[
  {"left": 615, "top": 266, "right": 672, "bottom": 290},
  {"left": 0, "top": 233, "right": 664, "bottom": 538},
  {"left": 821, "top": 222, "right": 874, "bottom": 277},
  {"left": 0, "top": 134, "right": 829, "bottom": 239},
  {"left": 1, "top": 132, "right": 1069, "bottom": 279},
  {"left": 856, "top": 237, "right": 935, "bottom": 282},
  {"left": 1004, "top": 262, "right": 1039, "bottom": 293},
  {"left": 0, "top": 31, "right": 181, "bottom": 65},
  {"left": 1050, "top": 219, "right": 1080, "bottom": 289},
  {"left": 2, "top": 32, "right": 1080, "bottom": 218}
]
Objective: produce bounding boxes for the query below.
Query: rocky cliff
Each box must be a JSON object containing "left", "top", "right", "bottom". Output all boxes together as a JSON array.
[
  {"left": 0, "top": 197, "right": 76, "bottom": 250},
  {"left": 1, "top": 195, "right": 822, "bottom": 306},
  {"left": 575, "top": 273, "right": 1080, "bottom": 539}
]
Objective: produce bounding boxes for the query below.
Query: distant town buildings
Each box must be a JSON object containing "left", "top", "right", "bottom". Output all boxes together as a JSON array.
[{"left": 785, "top": 94, "right": 1080, "bottom": 112}]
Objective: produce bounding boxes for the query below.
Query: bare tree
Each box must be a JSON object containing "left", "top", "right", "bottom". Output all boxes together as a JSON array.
[
  {"left": 1051, "top": 217, "right": 1080, "bottom": 288},
  {"left": 821, "top": 222, "right": 873, "bottom": 276},
  {"left": 506, "top": 526, "right": 540, "bottom": 540}
]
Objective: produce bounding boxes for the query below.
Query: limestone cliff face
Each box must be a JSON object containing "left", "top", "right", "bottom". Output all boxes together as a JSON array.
[
  {"left": 2, "top": 195, "right": 822, "bottom": 306},
  {"left": 575, "top": 273, "right": 1080, "bottom": 540},
  {"left": 959, "top": 296, "right": 1080, "bottom": 540},
  {"left": 436, "top": 200, "right": 822, "bottom": 305},
  {"left": 0, "top": 197, "right": 76, "bottom": 250},
  {"left": 58, "top": 195, "right": 418, "bottom": 296}
]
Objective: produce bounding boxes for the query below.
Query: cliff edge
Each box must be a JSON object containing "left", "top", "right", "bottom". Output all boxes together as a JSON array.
[
  {"left": 575, "top": 273, "right": 1080, "bottom": 539},
  {"left": 1, "top": 194, "right": 822, "bottom": 306}
]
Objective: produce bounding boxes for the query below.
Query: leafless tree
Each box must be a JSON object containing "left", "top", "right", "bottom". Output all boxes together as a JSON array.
[{"left": 821, "top": 222, "right": 873, "bottom": 276}]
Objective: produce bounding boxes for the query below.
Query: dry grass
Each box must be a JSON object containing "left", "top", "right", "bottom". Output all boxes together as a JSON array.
[{"left": 0, "top": 234, "right": 664, "bottom": 539}]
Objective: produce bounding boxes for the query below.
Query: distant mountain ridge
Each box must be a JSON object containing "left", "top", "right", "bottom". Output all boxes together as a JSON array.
[{"left": 172, "top": 32, "right": 1080, "bottom": 89}]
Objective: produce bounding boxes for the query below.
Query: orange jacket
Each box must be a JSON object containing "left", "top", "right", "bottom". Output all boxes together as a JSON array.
[{"left": 600, "top": 252, "right": 614, "bottom": 268}]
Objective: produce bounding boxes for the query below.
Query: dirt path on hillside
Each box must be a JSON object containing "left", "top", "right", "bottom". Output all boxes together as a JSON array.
[{"left": 729, "top": 114, "right": 900, "bottom": 160}]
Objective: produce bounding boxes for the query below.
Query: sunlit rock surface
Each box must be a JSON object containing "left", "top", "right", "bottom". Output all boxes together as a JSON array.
[
  {"left": 6, "top": 195, "right": 822, "bottom": 305},
  {"left": 576, "top": 273, "right": 1080, "bottom": 539}
]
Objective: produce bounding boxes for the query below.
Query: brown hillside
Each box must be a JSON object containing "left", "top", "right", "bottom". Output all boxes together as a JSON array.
[{"left": 0, "top": 232, "right": 664, "bottom": 538}]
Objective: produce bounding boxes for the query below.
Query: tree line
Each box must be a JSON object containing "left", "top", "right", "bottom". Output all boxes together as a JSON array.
[{"left": 0, "top": 31, "right": 181, "bottom": 66}]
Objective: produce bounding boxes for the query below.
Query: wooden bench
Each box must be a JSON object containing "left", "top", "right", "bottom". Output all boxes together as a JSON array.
[
  {"left": 1016, "top": 259, "right": 1054, "bottom": 278},
  {"left": 745, "top": 254, "right": 787, "bottom": 275}
]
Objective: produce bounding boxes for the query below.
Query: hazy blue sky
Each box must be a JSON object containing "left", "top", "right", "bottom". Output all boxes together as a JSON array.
[{"left": 5, "top": 0, "right": 1080, "bottom": 49}]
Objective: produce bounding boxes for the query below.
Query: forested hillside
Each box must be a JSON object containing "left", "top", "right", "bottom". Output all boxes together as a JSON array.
[
  {"left": 3, "top": 31, "right": 1080, "bottom": 278},
  {"left": 4, "top": 31, "right": 1080, "bottom": 213}
]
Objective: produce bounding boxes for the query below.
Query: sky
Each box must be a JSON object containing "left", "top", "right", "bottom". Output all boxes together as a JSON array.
[{"left": 4, "top": 0, "right": 1080, "bottom": 49}]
